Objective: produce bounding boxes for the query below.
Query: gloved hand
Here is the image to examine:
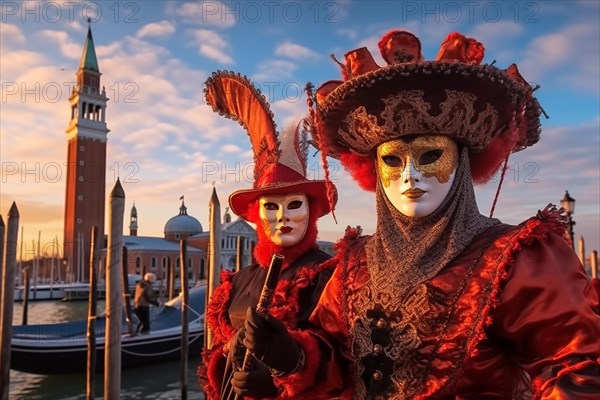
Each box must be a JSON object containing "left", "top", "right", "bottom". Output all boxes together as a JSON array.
[
  {"left": 242, "top": 307, "right": 301, "bottom": 374},
  {"left": 227, "top": 328, "right": 247, "bottom": 371},
  {"left": 231, "top": 361, "right": 279, "bottom": 398}
]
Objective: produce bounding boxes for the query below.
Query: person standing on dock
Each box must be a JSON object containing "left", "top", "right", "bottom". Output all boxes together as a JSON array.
[{"left": 134, "top": 272, "right": 159, "bottom": 334}]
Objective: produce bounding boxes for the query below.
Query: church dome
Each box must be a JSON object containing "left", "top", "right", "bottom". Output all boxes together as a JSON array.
[{"left": 164, "top": 198, "right": 202, "bottom": 239}]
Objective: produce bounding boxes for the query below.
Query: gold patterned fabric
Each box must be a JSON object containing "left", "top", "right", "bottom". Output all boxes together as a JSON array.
[{"left": 341, "top": 89, "right": 502, "bottom": 155}]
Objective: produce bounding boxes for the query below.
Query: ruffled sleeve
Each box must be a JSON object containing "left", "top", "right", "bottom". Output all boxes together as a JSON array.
[
  {"left": 198, "top": 270, "right": 236, "bottom": 399},
  {"left": 273, "top": 259, "right": 352, "bottom": 399},
  {"left": 490, "top": 232, "right": 600, "bottom": 399},
  {"left": 198, "top": 343, "right": 227, "bottom": 400},
  {"left": 271, "top": 235, "right": 365, "bottom": 399}
]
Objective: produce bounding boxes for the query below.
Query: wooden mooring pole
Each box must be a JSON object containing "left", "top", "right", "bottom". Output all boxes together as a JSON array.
[
  {"left": 0, "top": 216, "right": 5, "bottom": 400},
  {"left": 591, "top": 250, "right": 598, "bottom": 279},
  {"left": 180, "top": 239, "right": 189, "bottom": 400},
  {"left": 167, "top": 260, "right": 174, "bottom": 299},
  {"left": 578, "top": 236, "right": 586, "bottom": 269},
  {"left": 169, "top": 258, "right": 176, "bottom": 299},
  {"left": 21, "top": 267, "right": 30, "bottom": 325},
  {"left": 86, "top": 226, "right": 100, "bottom": 400},
  {"left": 206, "top": 187, "right": 221, "bottom": 349},
  {"left": 0, "top": 203, "right": 20, "bottom": 400},
  {"left": 235, "top": 235, "right": 244, "bottom": 273},
  {"left": 121, "top": 246, "right": 134, "bottom": 335},
  {"left": 104, "top": 180, "right": 125, "bottom": 400},
  {"left": 0, "top": 217, "right": 3, "bottom": 308}
]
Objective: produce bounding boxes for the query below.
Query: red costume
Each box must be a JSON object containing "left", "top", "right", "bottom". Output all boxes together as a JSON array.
[
  {"left": 197, "top": 72, "right": 337, "bottom": 399},
  {"left": 240, "top": 29, "right": 600, "bottom": 399},
  {"left": 298, "top": 210, "right": 600, "bottom": 399}
]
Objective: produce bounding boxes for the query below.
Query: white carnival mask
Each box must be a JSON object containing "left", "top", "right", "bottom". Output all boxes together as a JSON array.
[
  {"left": 259, "top": 193, "right": 309, "bottom": 246},
  {"left": 377, "top": 136, "right": 459, "bottom": 218}
]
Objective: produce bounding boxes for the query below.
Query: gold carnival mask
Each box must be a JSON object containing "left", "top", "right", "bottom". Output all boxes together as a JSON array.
[
  {"left": 377, "top": 135, "right": 458, "bottom": 187},
  {"left": 376, "top": 136, "right": 459, "bottom": 217}
]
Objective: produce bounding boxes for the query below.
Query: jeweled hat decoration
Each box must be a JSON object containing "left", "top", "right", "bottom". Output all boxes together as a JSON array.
[
  {"left": 307, "top": 30, "right": 544, "bottom": 191},
  {"left": 204, "top": 71, "right": 337, "bottom": 222}
]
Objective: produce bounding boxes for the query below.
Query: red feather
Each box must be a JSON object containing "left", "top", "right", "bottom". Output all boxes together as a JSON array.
[{"left": 204, "top": 71, "right": 280, "bottom": 182}]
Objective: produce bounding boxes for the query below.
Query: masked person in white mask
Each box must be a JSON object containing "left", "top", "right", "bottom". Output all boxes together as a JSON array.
[
  {"left": 240, "top": 29, "right": 600, "bottom": 399},
  {"left": 197, "top": 72, "right": 337, "bottom": 400}
]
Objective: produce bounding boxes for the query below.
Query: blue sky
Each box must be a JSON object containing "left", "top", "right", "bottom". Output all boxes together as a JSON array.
[{"left": 1, "top": 0, "right": 599, "bottom": 261}]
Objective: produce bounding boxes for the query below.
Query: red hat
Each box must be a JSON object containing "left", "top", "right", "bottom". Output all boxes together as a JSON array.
[
  {"left": 309, "top": 30, "right": 543, "bottom": 188},
  {"left": 204, "top": 71, "right": 337, "bottom": 221}
]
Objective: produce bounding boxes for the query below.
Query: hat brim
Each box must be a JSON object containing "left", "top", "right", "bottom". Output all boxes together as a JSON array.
[
  {"left": 316, "top": 61, "right": 541, "bottom": 157},
  {"left": 229, "top": 180, "right": 336, "bottom": 221}
]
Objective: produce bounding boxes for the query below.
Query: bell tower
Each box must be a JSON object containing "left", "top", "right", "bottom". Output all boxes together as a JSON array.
[
  {"left": 63, "top": 23, "right": 109, "bottom": 280},
  {"left": 129, "top": 202, "right": 138, "bottom": 236}
]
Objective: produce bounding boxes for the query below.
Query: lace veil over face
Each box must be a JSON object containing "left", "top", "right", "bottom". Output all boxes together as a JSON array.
[{"left": 365, "top": 146, "right": 499, "bottom": 296}]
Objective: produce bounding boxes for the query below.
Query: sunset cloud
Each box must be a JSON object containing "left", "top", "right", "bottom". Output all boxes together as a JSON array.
[{"left": 137, "top": 20, "right": 176, "bottom": 38}]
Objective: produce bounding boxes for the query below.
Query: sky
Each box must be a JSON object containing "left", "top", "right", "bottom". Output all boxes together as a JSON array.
[{"left": 1, "top": 0, "right": 599, "bottom": 262}]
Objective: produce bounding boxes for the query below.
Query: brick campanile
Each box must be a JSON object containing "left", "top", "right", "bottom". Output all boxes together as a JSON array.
[{"left": 63, "top": 24, "right": 109, "bottom": 281}]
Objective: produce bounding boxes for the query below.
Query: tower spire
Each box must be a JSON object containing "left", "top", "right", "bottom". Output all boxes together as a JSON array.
[
  {"left": 179, "top": 195, "right": 187, "bottom": 215},
  {"left": 79, "top": 21, "right": 99, "bottom": 73},
  {"left": 129, "top": 201, "right": 138, "bottom": 236}
]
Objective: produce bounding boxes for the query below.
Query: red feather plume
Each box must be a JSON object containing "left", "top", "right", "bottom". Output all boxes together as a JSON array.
[{"left": 204, "top": 71, "right": 280, "bottom": 183}]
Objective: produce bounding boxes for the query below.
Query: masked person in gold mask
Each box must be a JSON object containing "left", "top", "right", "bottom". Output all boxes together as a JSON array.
[
  {"left": 239, "top": 30, "right": 600, "bottom": 399},
  {"left": 197, "top": 72, "right": 337, "bottom": 400}
]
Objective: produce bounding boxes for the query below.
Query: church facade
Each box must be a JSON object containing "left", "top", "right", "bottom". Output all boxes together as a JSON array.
[{"left": 97, "top": 199, "right": 258, "bottom": 285}]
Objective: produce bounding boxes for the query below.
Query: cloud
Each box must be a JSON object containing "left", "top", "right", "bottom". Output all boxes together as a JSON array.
[
  {"left": 65, "top": 20, "right": 86, "bottom": 33},
  {"left": 0, "top": 49, "right": 50, "bottom": 82},
  {"left": 519, "top": 22, "right": 599, "bottom": 93},
  {"left": 95, "top": 41, "right": 123, "bottom": 59},
  {"left": 468, "top": 21, "right": 524, "bottom": 47},
  {"left": 335, "top": 28, "right": 358, "bottom": 40},
  {"left": 37, "top": 30, "right": 81, "bottom": 60},
  {"left": 271, "top": 100, "right": 308, "bottom": 124},
  {"left": 137, "top": 21, "right": 176, "bottom": 39},
  {"left": 240, "top": 149, "right": 254, "bottom": 159},
  {"left": 252, "top": 59, "right": 297, "bottom": 81},
  {"left": 274, "top": 41, "right": 319, "bottom": 61},
  {"left": 221, "top": 144, "right": 242, "bottom": 154},
  {"left": 474, "top": 118, "right": 599, "bottom": 226},
  {"left": 190, "top": 29, "right": 234, "bottom": 64},
  {"left": 170, "top": 1, "right": 236, "bottom": 27},
  {"left": 0, "top": 23, "right": 26, "bottom": 49}
]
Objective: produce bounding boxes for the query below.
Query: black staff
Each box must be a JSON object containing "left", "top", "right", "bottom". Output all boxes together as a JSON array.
[{"left": 222, "top": 253, "right": 284, "bottom": 400}]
